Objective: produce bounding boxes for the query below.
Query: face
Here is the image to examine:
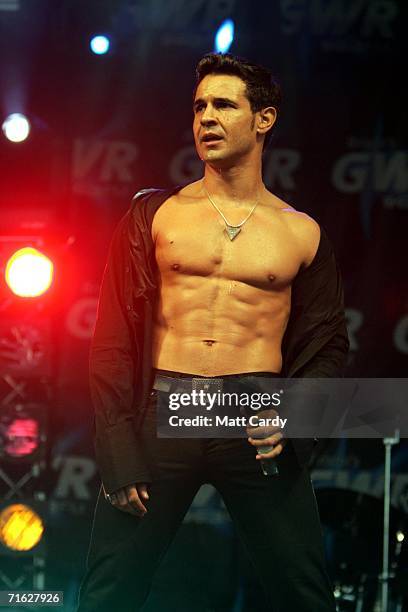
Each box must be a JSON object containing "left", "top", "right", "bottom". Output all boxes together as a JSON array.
[{"left": 193, "top": 73, "right": 258, "bottom": 167}]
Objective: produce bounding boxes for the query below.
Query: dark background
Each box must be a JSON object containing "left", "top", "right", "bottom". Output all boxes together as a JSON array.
[{"left": 0, "top": 1, "right": 407, "bottom": 610}]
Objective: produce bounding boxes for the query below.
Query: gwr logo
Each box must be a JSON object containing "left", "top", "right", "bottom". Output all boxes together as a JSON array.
[
  {"left": 72, "top": 139, "right": 139, "bottom": 183},
  {"left": 280, "top": 0, "right": 398, "bottom": 38},
  {"left": 332, "top": 152, "right": 408, "bottom": 193}
]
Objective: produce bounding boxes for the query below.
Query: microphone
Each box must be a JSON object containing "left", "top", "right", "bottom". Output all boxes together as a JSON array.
[
  {"left": 257, "top": 445, "right": 279, "bottom": 476},
  {"left": 237, "top": 380, "right": 281, "bottom": 477},
  {"left": 247, "top": 418, "right": 280, "bottom": 476}
]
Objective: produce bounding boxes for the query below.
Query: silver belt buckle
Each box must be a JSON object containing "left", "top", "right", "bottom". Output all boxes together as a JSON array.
[
  {"left": 191, "top": 378, "right": 223, "bottom": 408},
  {"left": 191, "top": 378, "right": 223, "bottom": 393}
]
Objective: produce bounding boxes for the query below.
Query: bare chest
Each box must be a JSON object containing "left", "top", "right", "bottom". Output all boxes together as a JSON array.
[{"left": 152, "top": 201, "right": 305, "bottom": 290}]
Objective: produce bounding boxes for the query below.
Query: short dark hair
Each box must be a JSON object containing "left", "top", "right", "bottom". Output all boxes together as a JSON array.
[{"left": 194, "top": 53, "right": 282, "bottom": 150}]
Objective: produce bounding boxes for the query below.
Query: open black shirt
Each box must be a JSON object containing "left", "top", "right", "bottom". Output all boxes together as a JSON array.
[{"left": 89, "top": 187, "right": 349, "bottom": 494}]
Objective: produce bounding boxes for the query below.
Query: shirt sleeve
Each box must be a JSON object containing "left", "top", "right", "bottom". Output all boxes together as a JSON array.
[
  {"left": 89, "top": 210, "right": 152, "bottom": 495},
  {"left": 282, "top": 226, "right": 349, "bottom": 467},
  {"left": 282, "top": 226, "right": 349, "bottom": 378}
]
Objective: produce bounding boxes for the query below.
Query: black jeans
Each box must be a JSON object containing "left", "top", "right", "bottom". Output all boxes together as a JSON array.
[{"left": 77, "top": 377, "right": 336, "bottom": 612}]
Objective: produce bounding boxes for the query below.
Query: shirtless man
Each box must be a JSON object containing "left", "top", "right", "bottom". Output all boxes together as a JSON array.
[{"left": 77, "top": 53, "right": 348, "bottom": 612}]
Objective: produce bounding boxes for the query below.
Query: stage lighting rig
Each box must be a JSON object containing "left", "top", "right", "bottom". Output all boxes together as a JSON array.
[{"left": 0, "top": 235, "right": 55, "bottom": 589}]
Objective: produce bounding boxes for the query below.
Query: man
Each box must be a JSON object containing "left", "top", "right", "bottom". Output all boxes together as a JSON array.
[{"left": 77, "top": 53, "right": 349, "bottom": 611}]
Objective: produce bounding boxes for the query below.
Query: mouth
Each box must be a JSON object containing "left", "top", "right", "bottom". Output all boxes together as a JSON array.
[{"left": 201, "top": 134, "right": 223, "bottom": 145}]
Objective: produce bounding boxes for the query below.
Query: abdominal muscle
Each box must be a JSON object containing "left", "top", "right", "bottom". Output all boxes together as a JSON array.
[{"left": 151, "top": 274, "right": 291, "bottom": 376}]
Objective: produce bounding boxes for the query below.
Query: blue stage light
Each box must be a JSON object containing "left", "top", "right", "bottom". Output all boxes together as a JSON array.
[
  {"left": 214, "top": 19, "right": 234, "bottom": 53},
  {"left": 90, "top": 35, "right": 110, "bottom": 55}
]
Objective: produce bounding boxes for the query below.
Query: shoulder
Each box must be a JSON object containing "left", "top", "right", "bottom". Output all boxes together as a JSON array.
[
  {"left": 132, "top": 185, "right": 193, "bottom": 214},
  {"left": 150, "top": 181, "right": 201, "bottom": 225},
  {"left": 267, "top": 193, "right": 321, "bottom": 268},
  {"left": 165, "top": 180, "right": 202, "bottom": 204}
]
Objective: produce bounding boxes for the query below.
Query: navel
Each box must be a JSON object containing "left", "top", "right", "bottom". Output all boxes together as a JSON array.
[{"left": 203, "top": 339, "right": 216, "bottom": 347}]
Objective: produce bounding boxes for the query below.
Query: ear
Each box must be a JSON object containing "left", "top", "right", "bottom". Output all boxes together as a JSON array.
[{"left": 256, "top": 106, "right": 277, "bottom": 136}]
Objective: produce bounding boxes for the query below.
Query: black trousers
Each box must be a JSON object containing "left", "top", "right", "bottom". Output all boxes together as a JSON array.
[{"left": 77, "top": 374, "right": 336, "bottom": 612}]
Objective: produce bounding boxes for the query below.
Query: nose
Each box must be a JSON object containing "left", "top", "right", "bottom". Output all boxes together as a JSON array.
[{"left": 200, "top": 105, "right": 217, "bottom": 127}]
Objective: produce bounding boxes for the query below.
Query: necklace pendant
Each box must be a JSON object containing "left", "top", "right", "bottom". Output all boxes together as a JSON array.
[{"left": 225, "top": 226, "right": 241, "bottom": 241}]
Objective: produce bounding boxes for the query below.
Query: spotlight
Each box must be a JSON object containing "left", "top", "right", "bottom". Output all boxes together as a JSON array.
[
  {"left": 0, "top": 503, "right": 44, "bottom": 551},
  {"left": 90, "top": 35, "right": 110, "bottom": 55},
  {"left": 0, "top": 404, "right": 46, "bottom": 463},
  {"left": 5, "top": 247, "right": 54, "bottom": 298},
  {"left": 396, "top": 530, "right": 405, "bottom": 542},
  {"left": 2, "top": 113, "right": 30, "bottom": 143},
  {"left": 214, "top": 19, "right": 234, "bottom": 53}
]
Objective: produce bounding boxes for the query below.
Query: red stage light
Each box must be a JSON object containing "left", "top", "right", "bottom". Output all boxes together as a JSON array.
[
  {"left": 4, "top": 418, "right": 40, "bottom": 458},
  {"left": 0, "top": 404, "right": 46, "bottom": 463},
  {"left": 5, "top": 247, "right": 54, "bottom": 297}
]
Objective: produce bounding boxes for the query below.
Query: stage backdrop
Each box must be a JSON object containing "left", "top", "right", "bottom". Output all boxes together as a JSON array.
[{"left": 0, "top": 1, "right": 407, "bottom": 609}]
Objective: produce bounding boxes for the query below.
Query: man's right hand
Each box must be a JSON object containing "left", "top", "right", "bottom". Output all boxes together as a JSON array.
[{"left": 107, "top": 483, "right": 149, "bottom": 516}]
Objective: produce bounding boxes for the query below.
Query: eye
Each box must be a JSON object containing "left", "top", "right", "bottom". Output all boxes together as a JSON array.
[{"left": 194, "top": 104, "right": 205, "bottom": 113}]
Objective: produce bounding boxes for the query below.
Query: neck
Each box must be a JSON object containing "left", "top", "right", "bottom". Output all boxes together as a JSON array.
[{"left": 202, "top": 156, "right": 265, "bottom": 204}]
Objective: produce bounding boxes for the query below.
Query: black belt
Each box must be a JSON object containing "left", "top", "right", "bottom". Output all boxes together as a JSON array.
[
  {"left": 153, "top": 374, "right": 225, "bottom": 395},
  {"left": 152, "top": 371, "right": 281, "bottom": 396}
]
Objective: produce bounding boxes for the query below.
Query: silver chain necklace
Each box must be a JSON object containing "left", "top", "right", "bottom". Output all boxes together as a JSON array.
[{"left": 203, "top": 184, "right": 260, "bottom": 241}]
